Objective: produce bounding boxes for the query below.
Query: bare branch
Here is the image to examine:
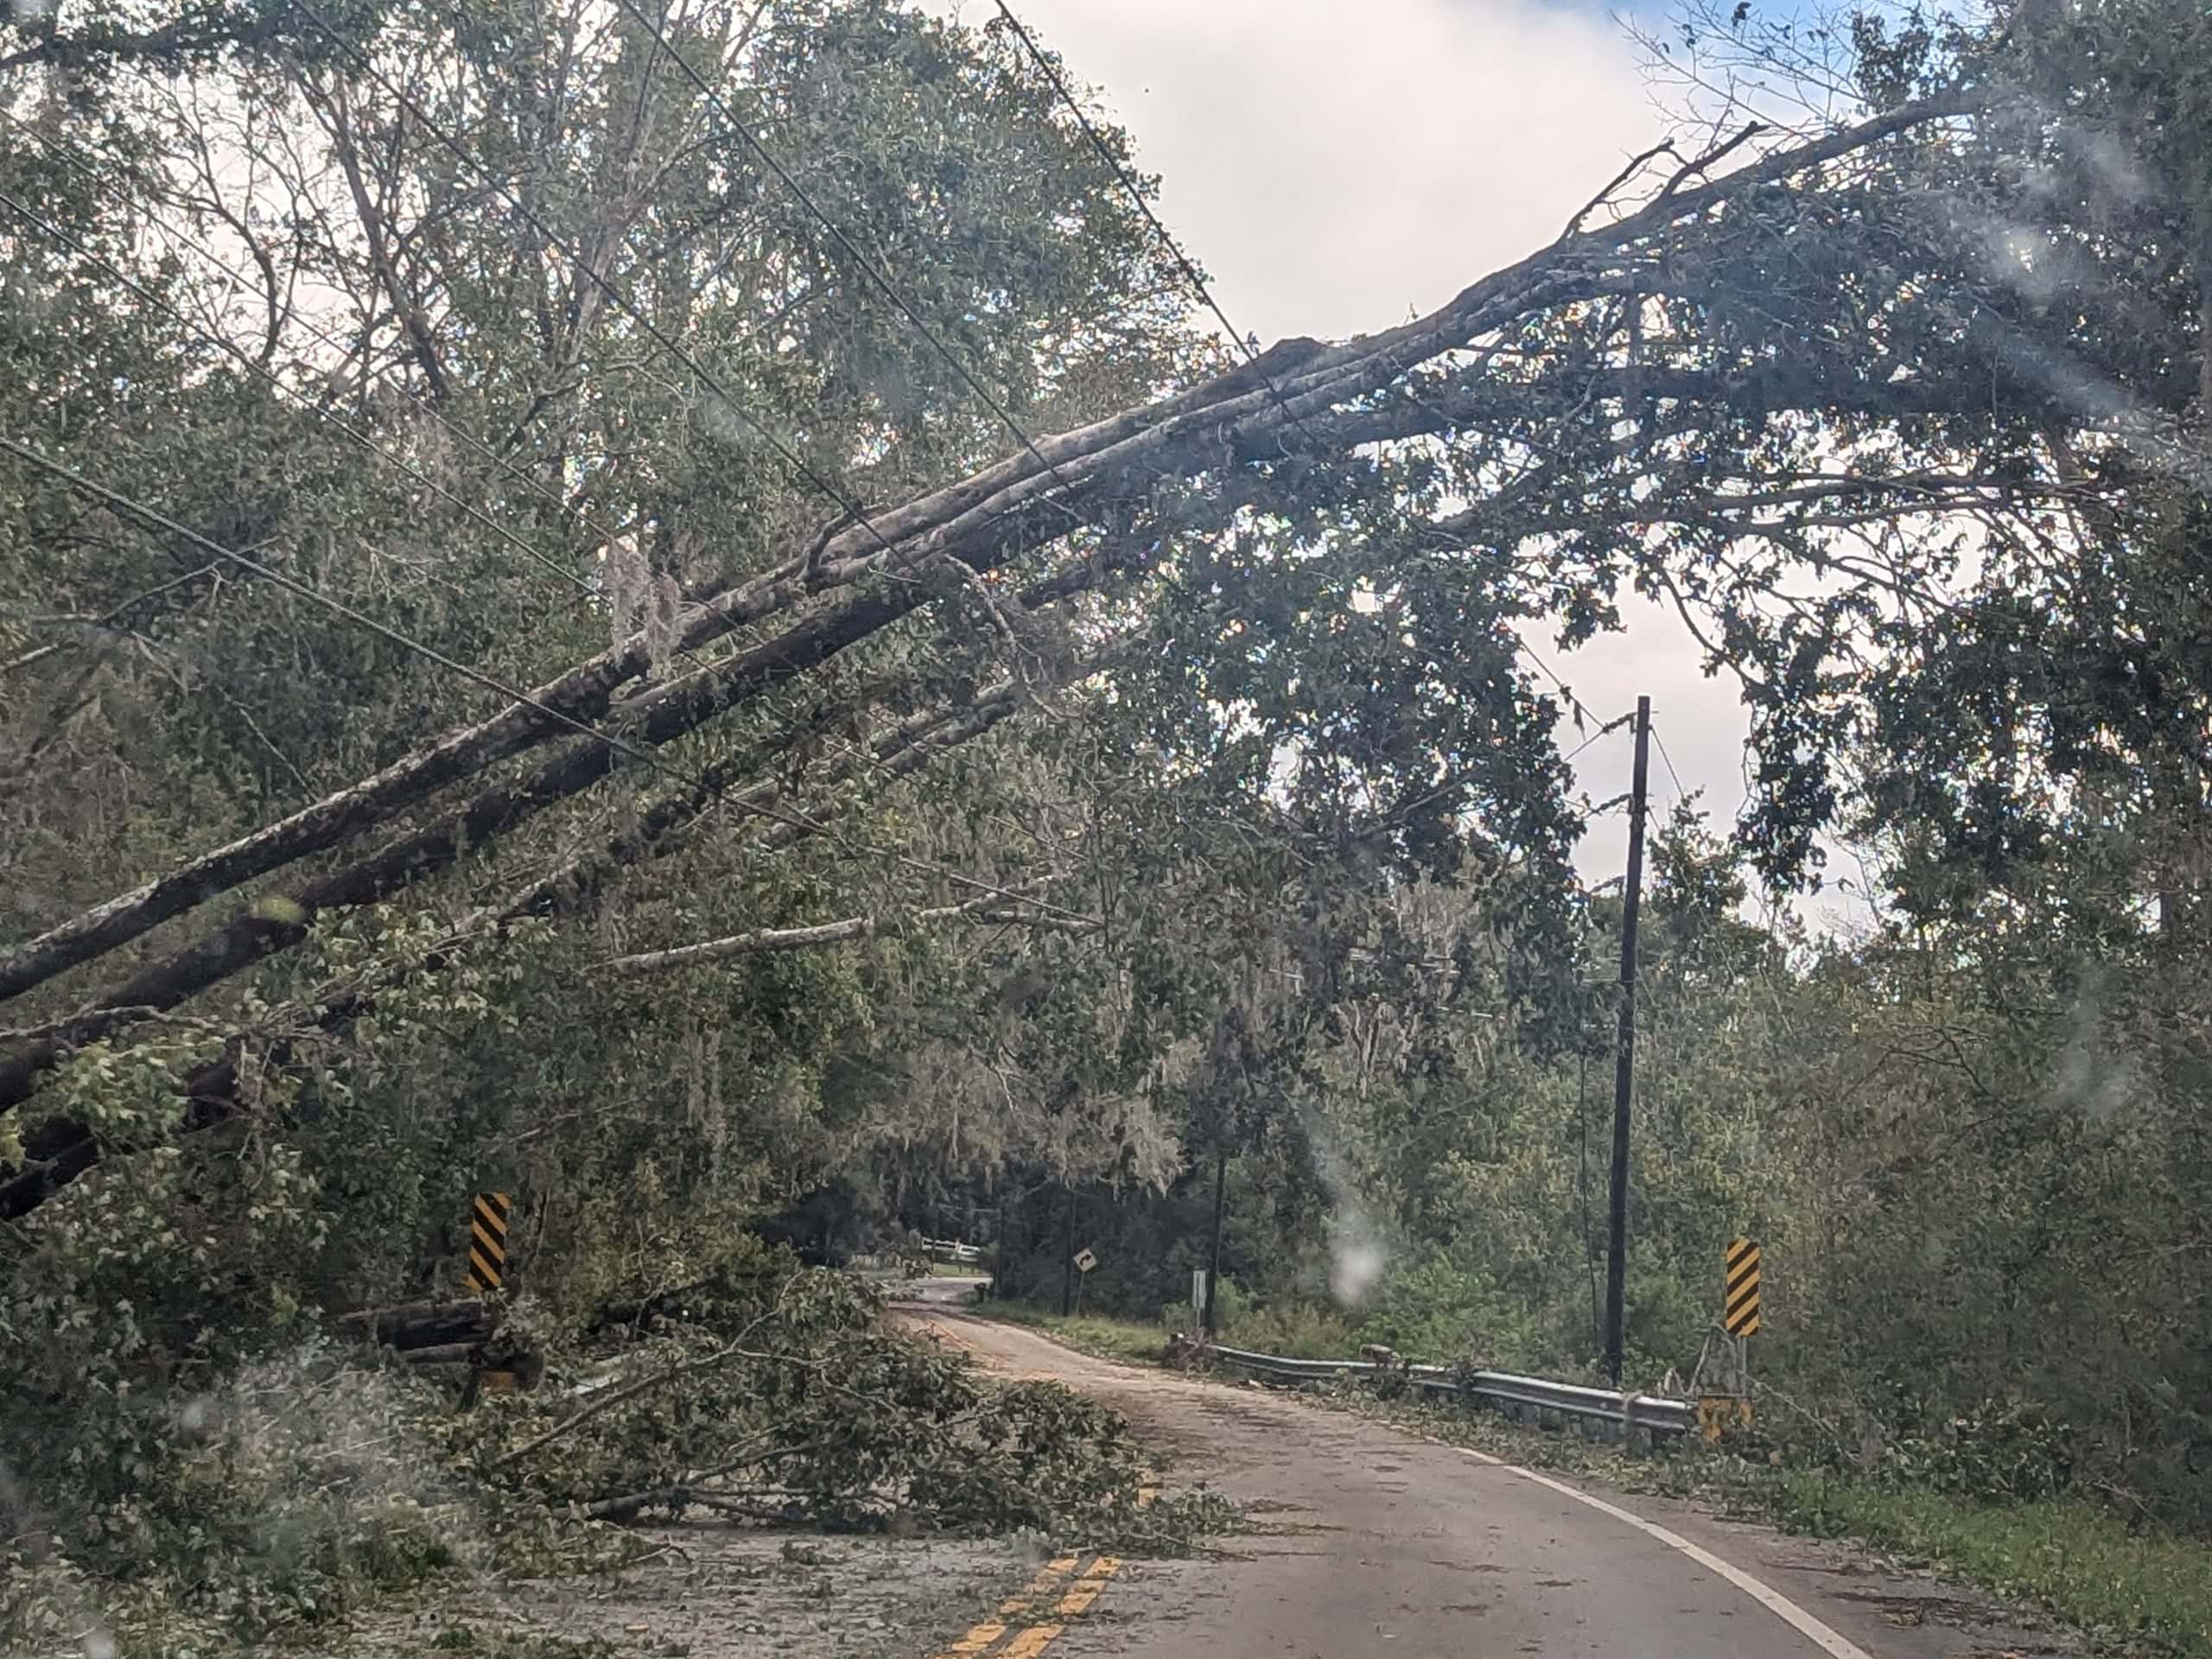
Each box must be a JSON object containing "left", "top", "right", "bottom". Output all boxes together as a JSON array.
[{"left": 600, "top": 897, "right": 1100, "bottom": 977}]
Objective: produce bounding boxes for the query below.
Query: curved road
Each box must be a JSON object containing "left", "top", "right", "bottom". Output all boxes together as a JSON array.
[{"left": 900, "top": 1287, "right": 2074, "bottom": 1659}]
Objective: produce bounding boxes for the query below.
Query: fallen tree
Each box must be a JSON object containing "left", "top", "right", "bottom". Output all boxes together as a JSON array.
[
  {"left": 7, "top": 4, "right": 2203, "bottom": 1245},
  {"left": 3, "top": 1229, "right": 1236, "bottom": 1657},
  {"left": 0, "top": 645, "right": 1081, "bottom": 1216},
  {"left": 0, "top": 87, "right": 2093, "bottom": 1039}
]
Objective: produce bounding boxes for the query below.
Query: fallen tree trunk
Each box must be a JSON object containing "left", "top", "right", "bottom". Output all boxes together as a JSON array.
[
  {"left": 0, "top": 657, "right": 1063, "bottom": 1217},
  {"left": 0, "top": 94, "right": 1989, "bottom": 1019},
  {"left": 0, "top": 554, "right": 1113, "bottom": 1112},
  {"left": 335, "top": 1296, "right": 493, "bottom": 1352}
]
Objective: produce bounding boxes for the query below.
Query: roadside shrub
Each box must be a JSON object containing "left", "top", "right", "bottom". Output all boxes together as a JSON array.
[
  {"left": 0, "top": 1349, "right": 480, "bottom": 1654},
  {"left": 1217, "top": 1290, "right": 1361, "bottom": 1358},
  {"left": 1891, "top": 1398, "right": 2078, "bottom": 1503}
]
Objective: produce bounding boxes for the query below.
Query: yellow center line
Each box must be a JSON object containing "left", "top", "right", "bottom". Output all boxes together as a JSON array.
[
  {"left": 994, "top": 1555, "right": 1124, "bottom": 1658},
  {"left": 936, "top": 1621, "right": 1007, "bottom": 1658},
  {"left": 1051, "top": 1555, "right": 1121, "bottom": 1618},
  {"left": 1007, "top": 1555, "right": 1082, "bottom": 1614},
  {"left": 928, "top": 1554, "right": 1083, "bottom": 1659}
]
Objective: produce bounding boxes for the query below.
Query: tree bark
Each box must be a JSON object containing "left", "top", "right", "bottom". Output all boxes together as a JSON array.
[{"left": 0, "top": 575, "right": 1004, "bottom": 1107}]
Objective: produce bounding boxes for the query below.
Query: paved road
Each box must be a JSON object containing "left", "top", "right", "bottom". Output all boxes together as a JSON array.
[{"left": 901, "top": 1293, "right": 2075, "bottom": 1659}]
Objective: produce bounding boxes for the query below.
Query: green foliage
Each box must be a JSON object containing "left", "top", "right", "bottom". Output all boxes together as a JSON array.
[
  {"left": 0, "top": 1352, "right": 484, "bottom": 1653},
  {"left": 445, "top": 1251, "right": 1232, "bottom": 1549},
  {"left": 1744, "top": 1478, "right": 2212, "bottom": 1659},
  {"left": 1005, "top": 809, "right": 2212, "bottom": 1538},
  {"left": 1889, "top": 1400, "right": 2079, "bottom": 1506},
  {"left": 1, "top": 1233, "right": 1235, "bottom": 1655},
  {"left": 1212, "top": 1293, "right": 1363, "bottom": 1363}
]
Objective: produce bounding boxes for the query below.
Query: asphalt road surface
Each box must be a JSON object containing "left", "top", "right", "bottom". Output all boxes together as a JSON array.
[{"left": 900, "top": 1288, "right": 2076, "bottom": 1659}]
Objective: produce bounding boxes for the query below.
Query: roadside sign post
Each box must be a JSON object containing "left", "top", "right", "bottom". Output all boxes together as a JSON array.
[
  {"left": 1191, "top": 1268, "right": 1207, "bottom": 1329},
  {"left": 1072, "top": 1247, "right": 1096, "bottom": 1315},
  {"left": 1203, "top": 1144, "right": 1228, "bottom": 1336},
  {"left": 1700, "top": 1236, "right": 1760, "bottom": 1441},
  {"left": 461, "top": 1191, "right": 522, "bottom": 1402}
]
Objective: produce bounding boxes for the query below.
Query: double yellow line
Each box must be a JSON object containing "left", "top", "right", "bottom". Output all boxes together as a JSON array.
[{"left": 931, "top": 1553, "right": 1123, "bottom": 1659}]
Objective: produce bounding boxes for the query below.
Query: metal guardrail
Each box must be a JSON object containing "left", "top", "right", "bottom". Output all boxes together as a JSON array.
[
  {"left": 921, "top": 1238, "right": 982, "bottom": 1264},
  {"left": 1206, "top": 1344, "right": 1694, "bottom": 1438}
]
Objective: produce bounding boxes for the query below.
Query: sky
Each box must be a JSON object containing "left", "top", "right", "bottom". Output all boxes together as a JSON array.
[{"left": 927, "top": 0, "right": 1871, "bottom": 925}]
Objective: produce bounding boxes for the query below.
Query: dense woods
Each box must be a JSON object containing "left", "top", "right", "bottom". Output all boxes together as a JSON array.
[{"left": 4, "top": 0, "right": 2212, "bottom": 1649}]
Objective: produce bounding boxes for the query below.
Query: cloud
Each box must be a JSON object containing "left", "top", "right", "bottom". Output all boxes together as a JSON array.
[{"left": 933, "top": 0, "right": 1660, "bottom": 340}]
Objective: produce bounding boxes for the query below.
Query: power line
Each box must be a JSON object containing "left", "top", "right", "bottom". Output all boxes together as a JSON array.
[
  {"left": 314, "top": 0, "right": 1578, "bottom": 748},
  {"left": 989, "top": 0, "right": 1609, "bottom": 728},
  {"left": 289, "top": 0, "right": 906, "bottom": 571},
  {"left": 987, "top": 0, "right": 1325, "bottom": 448},
  {"left": 1514, "top": 632, "right": 1592, "bottom": 727},
  {"left": 312, "top": 0, "right": 1604, "bottom": 755},
  {"left": 3, "top": 433, "right": 1087, "bottom": 929},
  {"left": 1650, "top": 720, "right": 1690, "bottom": 804},
  {"left": 606, "top": 0, "right": 1084, "bottom": 522},
  {"left": 0, "top": 183, "right": 602, "bottom": 608},
  {"left": 7, "top": 73, "right": 1133, "bottom": 912},
  {"left": 1561, "top": 707, "right": 1636, "bottom": 765},
  {"left": 0, "top": 435, "right": 684, "bottom": 776},
  {"left": 1, "top": 107, "right": 640, "bottom": 585}
]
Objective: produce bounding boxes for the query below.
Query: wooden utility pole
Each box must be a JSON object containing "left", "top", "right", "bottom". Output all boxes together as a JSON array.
[
  {"left": 1201, "top": 1143, "right": 1229, "bottom": 1334},
  {"left": 1603, "top": 696, "right": 1652, "bottom": 1388},
  {"left": 1059, "top": 1182, "right": 1077, "bottom": 1316}
]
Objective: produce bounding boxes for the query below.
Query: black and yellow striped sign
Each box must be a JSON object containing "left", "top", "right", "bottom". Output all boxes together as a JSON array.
[
  {"left": 1724, "top": 1236, "right": 1761, "bottom": 1336},
  {"left": 467, "top": 1191, "right": 512, "bottom": 1293}
]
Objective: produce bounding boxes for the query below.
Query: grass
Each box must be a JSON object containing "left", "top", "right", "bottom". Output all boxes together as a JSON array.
[
  {"left": 973, "top": 1300, "right": 1169, "bottom": 1366},
  {"left": 1746, "top": 1475, "right": 2212, "bottom": 1659}
]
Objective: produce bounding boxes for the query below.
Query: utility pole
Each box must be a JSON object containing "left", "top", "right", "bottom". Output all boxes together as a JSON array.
[
  {"left": 990, "top": 1184, "right": 1008, "bottom": 1301},
  {"left": 1603, "top": 696, "right": 1652, "bottom": 1388},
  {"left": 1201, "top": 1143, "right": 1229, "bottom": 1335},
  {"left": 1059, "top": 1181, "right": 1077, "bottom": 1317}
]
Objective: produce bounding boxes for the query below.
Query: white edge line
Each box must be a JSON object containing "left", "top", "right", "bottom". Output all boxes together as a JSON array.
[{"left": 1454, "top": 1446, "right": 1877, "bottom": 1659}]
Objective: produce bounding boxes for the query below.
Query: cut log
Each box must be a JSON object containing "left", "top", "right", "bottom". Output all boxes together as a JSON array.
[
  {"left": 336, "top": 1295, "right": 493, "bottom": 1351},
  {"left": 398, "top": 1341, "right": 482, "bottom": 1366}
]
